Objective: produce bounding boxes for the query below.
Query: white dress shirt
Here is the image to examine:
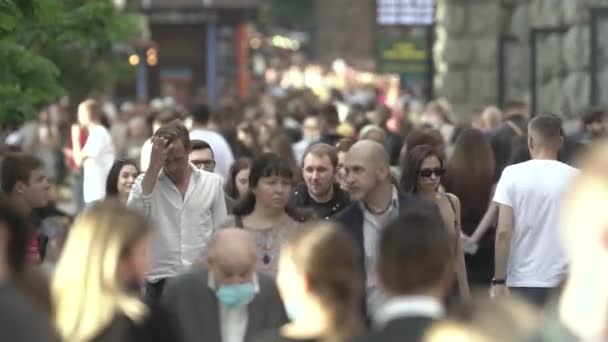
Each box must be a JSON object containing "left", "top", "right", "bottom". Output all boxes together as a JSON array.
[
  {"left": 374, "top": 295, "right": 444, "bottom": 329},
  {"left": 361, "top": 186, "right": 400, "bottom": 315},
  {"left": 208, "top": 273, "right": 261, "bottom": 342},
  {"left": 190, "top": 128, "right": 235, "bottom": 181},
  {"left": 128, "top": 165, "right": 228, "bottom": 282},
  {"left": 139, "top": 138, "right": 152, "bottom": 171}
]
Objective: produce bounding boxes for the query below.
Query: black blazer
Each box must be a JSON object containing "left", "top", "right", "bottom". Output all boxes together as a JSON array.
[
  {"left": 93, "top": 305, "right": 182, "bottom": 342},
  {"left": 334, "top": 192, "right": 419, "bottom": 271},
  {"left": 333, "top": 192, "right": 422, "bottom": 320},
  {"left": 356, "top": 316, "right": 437, "bottom": 342},
  {"left": 162, "top": 269, "right": 288, "bottom": 342}
]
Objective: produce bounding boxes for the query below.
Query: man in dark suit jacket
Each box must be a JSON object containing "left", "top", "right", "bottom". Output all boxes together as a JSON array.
[
  {"left": 162, "top": 229, "right": 287, "bottom": 342},
  {"left": 357, "top": 204, "right": 454, "bottom": 342},
  {"left": 334, "top": 140, "right": 418, "bottom": 318}
]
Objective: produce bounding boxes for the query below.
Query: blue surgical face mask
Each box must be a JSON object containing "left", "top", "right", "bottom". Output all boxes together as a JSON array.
[
  {"left": 216, "top": 283, "right": 256, "bottom": 309},
  {"left": 284, "top": 297, "right": 305, "bottom": 322}
]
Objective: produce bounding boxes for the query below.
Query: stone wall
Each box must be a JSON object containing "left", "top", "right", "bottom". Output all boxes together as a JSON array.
[
  {"left": 434, "top": 0, "right": 503, "bottom": 117},
  {"left": 435, "top": 0, "right": 608, "bottom": 119}
]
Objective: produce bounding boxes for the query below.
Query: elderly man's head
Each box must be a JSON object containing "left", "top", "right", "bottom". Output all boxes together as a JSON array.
[
  {"left": 206, "top": 229, "right": 258, "bottom": 309},
  {"left": 360, "top": 125, "right": 387, "bottom": 144},
  {"left": 482, "top": 106, "right": 503, "bottom": 131},
  {"left": 344, "top": 140, "right": 391, "bottom": 201},
  {"left": 207, "top": 228, "right": 257, "bottom": 285}
]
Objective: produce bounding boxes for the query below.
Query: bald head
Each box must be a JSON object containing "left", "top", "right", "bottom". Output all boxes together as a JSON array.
[
  {"left": 360, "top": 125, "right": 387, "bottom": 144},
  {"left": 347, "top": 140, "right": 390, "bottom": 168},
  {"left": 345, "top": 140, "right": 391, "bottom": 200},
  {"left": 208, "top": 228, "right": 257, "bottom": 284},
  {"left": 482, "top": 106, "right": 502, "bottom": 130}
]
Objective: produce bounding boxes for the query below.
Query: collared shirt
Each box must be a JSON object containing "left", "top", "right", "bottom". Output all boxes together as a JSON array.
[
  {"left": 374, "top": 295, "right": 444, "bottom": 329},
  {"left": 208, "top": 273, "right": 261, "bottom": 342},
  {"left": 361, "top": 185, "right": 400, "bottom": 315},
  {"left": 128, "top": 165, "right": 228, "bottom": 282}
]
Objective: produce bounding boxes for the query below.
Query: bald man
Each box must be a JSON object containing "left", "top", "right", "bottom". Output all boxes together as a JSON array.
[
  {"left": 492, "top": 114, "right": 578, "bottom": 307},
  {"left": 335, "top": 140, "right": 422, "bottom": 318},
  {"left": 162, "top": 229, "right": 287, "bottom": 342}
]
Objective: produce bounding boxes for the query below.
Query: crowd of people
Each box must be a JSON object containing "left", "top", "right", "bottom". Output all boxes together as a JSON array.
[{"left": 1, "top": 77, "right": 608, "bottom": 342}]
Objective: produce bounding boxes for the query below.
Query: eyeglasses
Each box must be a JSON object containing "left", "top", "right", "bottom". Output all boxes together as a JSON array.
[
  {"left": 192, "top": 159, "right": 216, "bottom": 171},
  {"left": 418, "top": 168, "right": 445, "bottom": 178}
]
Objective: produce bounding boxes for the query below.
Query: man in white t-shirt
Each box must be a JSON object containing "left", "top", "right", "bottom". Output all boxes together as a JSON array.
[
  {"left": 491, "top": 114, "right": 578, "bottom": 307},
  {"left": 72, "top": 99, "right": 115, "bottom": 204}
]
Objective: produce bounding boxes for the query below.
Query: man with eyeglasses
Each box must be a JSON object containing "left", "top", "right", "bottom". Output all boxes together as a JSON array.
[
  {"left": 189, "top": 140, "right": 217, "bottom": 173},
  {"left": 189, "top": 139, "right": 235, "bottom": 212}
]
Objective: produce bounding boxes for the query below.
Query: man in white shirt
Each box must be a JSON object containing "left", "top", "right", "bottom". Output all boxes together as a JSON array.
[
  {"left": 492, "top": 114, "right": 578, "bottom": 307},
  {"left": 128, "top": 120, "right": 228, "bottom": 302},
  {"left": 358, "top": 204, "right": 453, "bottom": 342},
  {"left": 189, "top": 102, "right": 234, "bottom": 181},
  {"left": 163, "top": 229, "right": 287, "bottom": 342}
]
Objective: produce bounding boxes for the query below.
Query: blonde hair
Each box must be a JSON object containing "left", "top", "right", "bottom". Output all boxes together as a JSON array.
[
  {"left": 52, "top": 200, "right": 149, "bottom": 341},
  {"left": 560, "top": 142, "right": 608, "bottom": 339},
  {"left": 282, "top": 222, "right": 363, "bottom": 342}
]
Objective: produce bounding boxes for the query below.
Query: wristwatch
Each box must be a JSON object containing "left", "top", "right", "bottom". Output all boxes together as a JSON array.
[{"left": 491, "top": 278, "right": 506, "bottom": 285}]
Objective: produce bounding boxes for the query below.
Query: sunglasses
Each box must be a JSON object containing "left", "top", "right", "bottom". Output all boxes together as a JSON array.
[{"left": 418, "top": 168, "right": 445, "bottom": 178}]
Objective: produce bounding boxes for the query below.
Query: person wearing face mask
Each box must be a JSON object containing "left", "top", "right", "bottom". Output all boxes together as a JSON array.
[{"left": 162, "top": 228, "right": 287, "bottom": 342}]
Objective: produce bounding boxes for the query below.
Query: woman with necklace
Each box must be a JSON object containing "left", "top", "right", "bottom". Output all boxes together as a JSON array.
[
  {"left": 400, "top": 145, "right": 471, "bottom": 301},
  {"left": 222, "top": 153, "right": 304, "bottom": 277}
]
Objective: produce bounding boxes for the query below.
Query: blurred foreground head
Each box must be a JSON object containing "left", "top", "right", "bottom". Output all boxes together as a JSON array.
[
  {"left": 424, "top": 296, "right": 539, "bottom": 342},
  {"left": 277, "top": 221, "right": 362, "bottom": 341},
  {"left": 52, "top": 200, "right": 151, "bottom": 341},
  {"left": 560, "top": 142, "right": 608, "bottom": 340}
]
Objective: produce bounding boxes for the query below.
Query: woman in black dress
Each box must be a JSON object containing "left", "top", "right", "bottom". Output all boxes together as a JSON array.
[{"left": 443, "top": 128, "right": 496, "bottom": 287}]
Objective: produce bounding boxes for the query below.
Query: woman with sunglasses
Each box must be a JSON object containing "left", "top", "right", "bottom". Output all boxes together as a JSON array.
[{"left": 400, "top": 144, "right": 471, "bottom": 301}]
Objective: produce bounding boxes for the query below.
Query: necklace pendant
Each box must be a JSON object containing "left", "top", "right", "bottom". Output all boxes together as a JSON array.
[{"left": 262, "top": 254, "right": 270, "bottom": 264}]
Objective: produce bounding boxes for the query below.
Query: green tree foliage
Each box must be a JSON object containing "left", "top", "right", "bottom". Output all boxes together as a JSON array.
[
  {"left": 263, "top": 0, "right": 315, "bottom": 31},
  {"left": 0, "top": 0, "right": 140, "bottom": 125}
]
